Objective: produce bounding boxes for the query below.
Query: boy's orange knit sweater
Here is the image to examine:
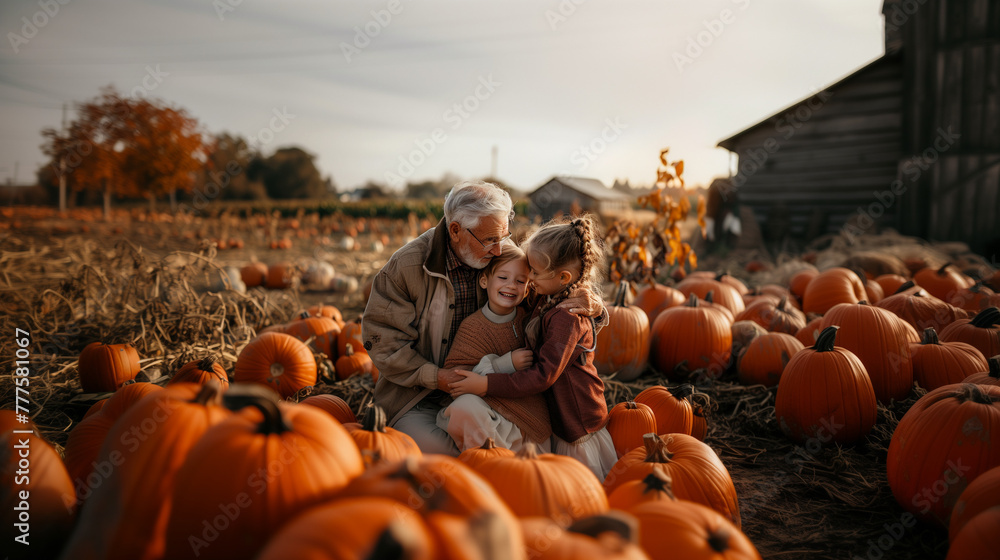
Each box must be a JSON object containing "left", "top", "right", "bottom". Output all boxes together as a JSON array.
[{"left": 444, "top": 306, "right": 553, "bottom": 445}]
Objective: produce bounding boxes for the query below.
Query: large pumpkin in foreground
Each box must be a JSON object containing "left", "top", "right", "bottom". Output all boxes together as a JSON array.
[{"left": 886, "top": 383, "right": 1000, "bottom": 527}]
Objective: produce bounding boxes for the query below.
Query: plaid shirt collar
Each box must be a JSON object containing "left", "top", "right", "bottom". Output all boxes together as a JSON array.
[{"left": 446, "top": 243, "right": 465, "bottom": 273}]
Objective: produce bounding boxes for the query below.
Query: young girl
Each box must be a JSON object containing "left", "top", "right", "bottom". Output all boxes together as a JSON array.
[
  {"left": 436, "top": 242, "right": 553, "bottom": 452},
  {"left": 449, "top": 216, "right": 616, "bottom": 480}
]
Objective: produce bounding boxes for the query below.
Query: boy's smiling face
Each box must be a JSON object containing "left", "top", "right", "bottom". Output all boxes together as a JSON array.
[{"left": 480, "top": 257, "right": 529, "bottom": 315}]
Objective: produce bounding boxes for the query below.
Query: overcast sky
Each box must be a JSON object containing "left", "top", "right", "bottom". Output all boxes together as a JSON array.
[{"left": 0, "top": 0, "right": 886, "bottom": 193}]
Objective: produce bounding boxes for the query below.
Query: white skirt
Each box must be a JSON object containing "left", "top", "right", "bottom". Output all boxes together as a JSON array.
[{"left": 551, "top": 426, "right": 618, "bottom": 482}]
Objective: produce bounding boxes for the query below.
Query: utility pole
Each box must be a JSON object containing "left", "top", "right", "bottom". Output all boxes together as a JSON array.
[{"left": 59, "top": 102, "right": 67, "bottom": 214}]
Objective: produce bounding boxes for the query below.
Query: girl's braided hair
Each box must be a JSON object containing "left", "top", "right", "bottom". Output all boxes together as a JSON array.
[{"left": 523, "top": 214, "right": 606, "bottom": 347}]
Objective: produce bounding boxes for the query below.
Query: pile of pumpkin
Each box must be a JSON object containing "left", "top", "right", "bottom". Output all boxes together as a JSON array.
[
  {"left": 593, "top": 260, "right": 1000, "bottom": 557},
  {"left": 5, "top": 309, "right": 768, "bottom": 559}
]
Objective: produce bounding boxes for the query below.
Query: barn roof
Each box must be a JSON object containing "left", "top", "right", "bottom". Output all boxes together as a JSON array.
[
  {"left": 528, "top": 176, "right": 631, "bottom": 201},
  {"left": 716, "top": 54, "right": 895, "bottom": 151}
]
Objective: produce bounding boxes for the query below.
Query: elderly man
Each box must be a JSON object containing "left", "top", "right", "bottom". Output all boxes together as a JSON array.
[{"left": 362, "top": 180, "right": 603, "bottom": 455}]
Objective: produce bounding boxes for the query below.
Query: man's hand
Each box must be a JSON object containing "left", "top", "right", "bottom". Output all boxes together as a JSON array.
[
  {"left": 511, "top": 348, "right": 534, "bottom": 370},
  {"left": 437, "top": 367, "right": 467, "bottom": 390},
  {"left": 449, "top": 370, "right": 488, "bottom": 398},
  {"left": 557, "top": 285, "right": 604, "bottom": 317}
]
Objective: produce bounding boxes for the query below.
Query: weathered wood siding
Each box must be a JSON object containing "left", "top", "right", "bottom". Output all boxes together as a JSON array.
[
  {"left": 720, "top": 56, "right": 904, "bottom": 242},
  {"left": 896, "top": 0, "right": 1000, "bottom": 255}
]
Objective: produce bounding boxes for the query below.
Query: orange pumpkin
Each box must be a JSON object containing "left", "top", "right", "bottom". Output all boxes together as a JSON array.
[
  {"left": 77, "top": 341, "right": 141, "bottom": 393},
  {"left": 344, "top": 405, "right": 422, "bottom": 468},
  {"left": 240, "top": 262, "right": 268, "bottom": 288},
  {"left": 594, "top": 286, "right": 651, "bottom": 382},
  {"left": 633, "top": 384, "right": 694, "bottom": 436},
  {"left": 676, "top": 276, "right": 746, "bottom": 317},
  {"left": 299, "top": 394, "right": 356, "bottom": 423},
  {"left": 168, "top": 355, "right": 229, "bottom": 389},
  {"left": 913, "top": 262, "right": 974, "bottom": 302},
  {"left": 603, "top": 433, "right": 740, "bottom": 528},
  {"left": 233, "top": 332, "right": 317, "bottom": 398},
  {"left": 875, "top": 281, "right": 969, "bottom": 333},
  {"left": 607, "top": 469, "right": 677, "bottom": 511},
  {"left": 910, "top": 328, "right": 988, "bottom": 391},
  {"left": 690, "top": 402, "right": 708, "bottom": 442},
  {"left": 886, "top": 383, "right": 1000, "bottom": 527},
  {"left": 819, "top": 302, "right": 919, "bottom": 403},
  {"left": 627, "top": 490, "right": 762, "bottom": 560},
  {"left": 802, "top": 267, "right": 866, "bottom": 315},
  {"left": 608, "top": 401, "right": 658, "bottom": 458},
  {"left": 265, "top": 261, "right": 294, "bottom": 289},
  {"left": 471, "top": 443, "right": 609, "bottom": 522},
  {"left": 874, "top": 273, "right": 909, "bottom": 297},
  {"left": 949, "top": 465, "right": 1000, "bottom": 543},
  {"left": 164, "top": 388, "right": 365, "bottom": 560},
  {"left": 60, "top": 382, "right": 231, "bottom": 560},
  {"left": 788, "top": 267, "right": 819, "bottom": 305},
  {"left": 735, "top": 295, "right": 806, "bottom": 335},
  {"left": 949, "top": 283, "right": 1000, "bottom": 314},
  {"left": 520, "top": 512, "right": 650, "bottom": 560},
  {"left": 939, "top": 307, "right": 1000, "bottom": 360},
  {"left": 283, "top": 312, "right": 341, "bottom": 358},
  {"left": 731, "top": 320, "right": 767, "bottom": 362},
  {"left": 963, "top": 356, "right": 1000, "bottom": 387},
  {"left": 946, "top": 507, "right": 1000, "bottom": 560},
  {"left": 775, "top": 326, "right": 877, "bottom": 445},
  {"left": 794, "top": 316, "right": 824, "bottom": 347},
  {"left": 336, "top": 316, "right": 365, "bottom": 359},
  {"left": 650, "top": 294, "right": 732, "bottom": 382},
  {"left": 335, "top": 345, "right": 373, "bottom": 380},
  {"left": 737, "top": 332, "right": 804, "bottom": 387},
  {"left": 633, "top": 283, "right": 686, "bottom": 326},
  {"left": 257, "top": 497, "right": 437, "bottom": 560},
  {"left": 307, "top": 303, "right": 345, "bottom": 328},
  {"left": 457, "top": 437, "right": 515, "bottom": 470},
  {"left": 63, "top": 382, "right": 163, "bottom": 500},
  {"left": 0, "top": 431, "right": 76, "bottom": 559}
]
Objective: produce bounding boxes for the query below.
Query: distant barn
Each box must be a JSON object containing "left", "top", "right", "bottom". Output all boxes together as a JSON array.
[
  {"left": 717, "top": 0, "right": 1000, "bottom": 255},
  {"left": 528, "top": 176, "right": 631, "bottom": 220}
]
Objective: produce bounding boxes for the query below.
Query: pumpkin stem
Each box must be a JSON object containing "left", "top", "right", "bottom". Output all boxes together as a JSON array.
[
  {"left": 970, "top": 307, "right": 1000, "bottom": 328},
  {"left": 567, "top": 511, "right": 641, "bottom": 542},
  {"left": 641, "top": 433, "right": 674, "bottom": 464},
  {"left": 479, "top": 438, "right": 499, "bottom": 450},
  {"left": 777, "top": 295, "right": 788, "bottom": 312},
  {"left": 705, "top": 291, "right": 715, "bottom": 304},
  {"left": 515, "top": 442, "right": 540, "bottom": 461},
  {"left": 668, "top": 384, "right": 694, "bottom": 401},
  {"left": 684, "top": 293, "right": 699, "bottom": 307},
  {"left": 611, "top": 282, "right": 627, "bottom": 308},
  {"left": 638, "top": 469, "right": 676, "bottom": 500},
  {"left": 894, "top": 280, "right": 916, "bottom": 295},
  {"left": 936, "top": 262, "right": 952, "bottom": 276},
  {"left": 813, "top": 326, "right": 840, "bottom": 352},
  {"left": 298, "top": 311, "right": 310, "bottom": 320},
  {"left": 221, "top": 384, "right": 289, "bottom": 434},
  {"left": 858, "top": 300, "right": 869, "bottom": 306},
  {"left": 361, "top": 404, "right": 388, "bottom": 433},
  {"left": 198, "top": 355, "right": 218, "bottom": 371},
  {"left": 920, "top": 327, "right": 940, "bottom": 345},
  {"left": 707, "top": 528, "right": 733, "bottom": 553},
  {"left": 953, "top": 383, "right": 997, "bottom": 405},
  {"left": 624, "top": 401, "right": 640, "bottom": 410},
  {"left": 191, "top": 379, "right": 224, "bottom": 406}
]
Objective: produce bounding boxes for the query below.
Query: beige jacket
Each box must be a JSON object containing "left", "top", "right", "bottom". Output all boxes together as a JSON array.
[{"left": 362, "top": 220, "right": 487, "bottom": 426}]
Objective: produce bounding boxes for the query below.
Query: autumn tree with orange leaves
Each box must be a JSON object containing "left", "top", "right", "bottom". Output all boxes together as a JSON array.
[
  {"left": 41, "top": 86, "right": 207, "bottom": 218},
  {"left": 605, "top": 148, "right": 706, "bottom": 293}
]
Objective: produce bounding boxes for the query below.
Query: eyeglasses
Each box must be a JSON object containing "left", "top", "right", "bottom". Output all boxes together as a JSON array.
[{"left": 466, "top": 228, "right": 512, "bottom": 251}]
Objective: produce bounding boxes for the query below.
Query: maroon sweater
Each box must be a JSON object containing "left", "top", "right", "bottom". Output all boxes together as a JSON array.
[{"left": 486, "top": 306, "right": 608, "bottom": 442}]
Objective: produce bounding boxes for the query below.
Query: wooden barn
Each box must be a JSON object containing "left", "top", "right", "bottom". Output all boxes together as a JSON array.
[
  {"left": 717, "top": 0, "right": 1000, "bottom": 256},
  {"left": 527, "top": 176, "right": 631, "bottom": 220}
]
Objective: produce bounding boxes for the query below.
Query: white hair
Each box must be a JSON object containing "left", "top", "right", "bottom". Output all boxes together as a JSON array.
[{"left": 443, "top": 180, "right": 514, "bottom": 230}]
